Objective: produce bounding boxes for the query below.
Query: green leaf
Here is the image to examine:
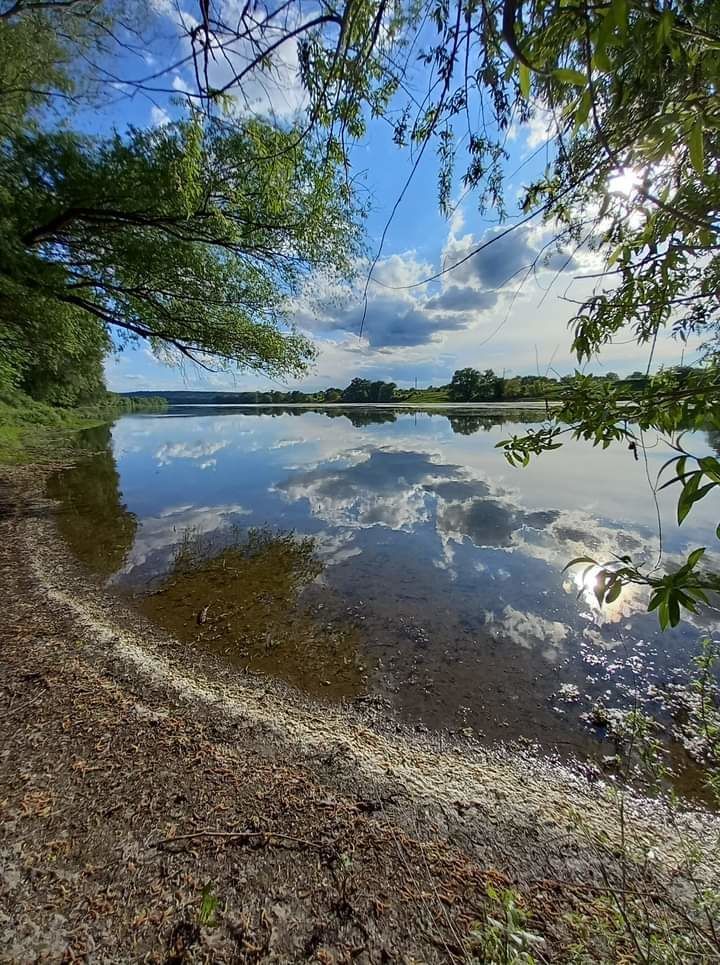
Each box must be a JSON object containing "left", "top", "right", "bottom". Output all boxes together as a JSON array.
[
  {"left": 675, "top": 591, "right": 698, "bottom": 613},
  {"left": 678, "top": 472, "right": 701, "bottom": 524},
  {"left": 656, "top": 10, "right": 673, "bottom": 48},
  {"left": 688, "top": 120, "right": 704, "bottom": 174},
  {"left": 607, "top": 244, "right": 624, "bottom": 266},
  {"left": 698, "top": 457, "right": 720, "bottom": 482},
  {"left": 685, "top": 547, "right": 706, "bottom": 570},
  {"left": 693, "top": 482, "right": 716, "bottom": 503},
  {"left": 611, "top": 0, "right": 628, "bottom": 35},
  {"left": 648, "top": 590, "right": 665, "bottom": 612},
  {"left": 518, "top": 62, "right": 531, "bottom": 99},
  {"left": 553, "top": 69, "right": 587, "bottom": 88},
  {"left": 592, "top": 45, "right": 612, "bottom": 72},
  {"left": 574, "top": 91, "right": 592, "bottom": 131},
  {"left": 605, "top": 580, "right": 622, "bottom": 604},
  {"left": 562, "top": 556, "right": 597, "bottom": 571}
]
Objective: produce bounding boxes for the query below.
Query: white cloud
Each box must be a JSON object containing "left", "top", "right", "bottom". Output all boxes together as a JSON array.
[
  {"left": 155, "top": 440, "right": 228, "bottom": 465},
  {"left": 171, "top": 73, "right": 192, "bottom": 94},
  {"left": 149, "top": 104, "right": 171, "bottom": 127},
  {"left": 488, "top": 604, "right": 569, "bottom": 661},
  {"left": 150, "top": 1, "right": 308, "bottom": 120}
]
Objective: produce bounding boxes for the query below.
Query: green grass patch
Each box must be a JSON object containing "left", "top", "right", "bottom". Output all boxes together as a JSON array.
[
  {"left": 395, "top": 389, "right": 451, "bottom": 403},
  {"left": 0, "top": 387, "right": 167, "bottom": 465}
]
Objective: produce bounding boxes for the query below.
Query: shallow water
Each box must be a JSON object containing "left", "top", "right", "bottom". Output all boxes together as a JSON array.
[{"left": 49, "top": 405, "right": 720, "bottom": 786}]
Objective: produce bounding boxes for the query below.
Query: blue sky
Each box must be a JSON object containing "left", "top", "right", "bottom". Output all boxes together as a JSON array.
[{"left": 93, "top": 2, "right": 698, "bottom": 393}]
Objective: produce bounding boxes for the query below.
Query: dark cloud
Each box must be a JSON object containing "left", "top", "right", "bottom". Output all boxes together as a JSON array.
[
  {"left": 444, "top": 227, "right": 578, "bottom": 290},
  {"left": 438, "top": 499, "right": 518, "bottom": 547},
  {"left": 425, "top": 287, "right": 498, "bottom": 314},
  {"left": 301, "top": 294, "right": 474, "bottom": 348},
  {"left": 543, "top": 249, "right": 579, "bottom": 273}
]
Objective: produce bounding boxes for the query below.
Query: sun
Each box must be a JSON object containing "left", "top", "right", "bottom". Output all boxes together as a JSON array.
[{"left": 607, "top": 167, "right": 641, "bottom": 198}]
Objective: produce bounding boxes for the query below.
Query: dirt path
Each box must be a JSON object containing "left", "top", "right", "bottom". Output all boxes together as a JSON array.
[{"left": 1, "top": 466, "right": 718, "bottom": 963}]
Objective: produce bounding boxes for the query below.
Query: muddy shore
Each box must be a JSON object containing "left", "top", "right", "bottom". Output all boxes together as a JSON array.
[{"left": 1, "top": 464, "right": 718, "bottom": 963}]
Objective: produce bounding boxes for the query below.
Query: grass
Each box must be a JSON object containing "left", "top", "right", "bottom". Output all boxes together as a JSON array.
[
  {"left": 395, "top": 388, "right": 452, "bottom": 403},
  {"left": 0, "top": 386, "right": 167, "bottom": 465}
]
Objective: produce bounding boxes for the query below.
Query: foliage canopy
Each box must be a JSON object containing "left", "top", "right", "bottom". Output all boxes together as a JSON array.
[{"left": 0, "top": 2, "right": 363, "bottom": 403}]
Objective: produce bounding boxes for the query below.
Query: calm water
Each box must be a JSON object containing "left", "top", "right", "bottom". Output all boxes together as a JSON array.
[{"left": 50, "top": 406, "right": 720, "bottom": 779}]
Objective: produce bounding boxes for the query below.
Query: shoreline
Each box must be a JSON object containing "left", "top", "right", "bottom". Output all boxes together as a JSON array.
[{"left": 1, "top": 463, "right": 719, "bottom": 961}]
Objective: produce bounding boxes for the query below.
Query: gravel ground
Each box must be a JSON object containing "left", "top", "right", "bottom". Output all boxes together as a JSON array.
[{"left": 1, "top": 465, "right": 718, "bottom": 963}]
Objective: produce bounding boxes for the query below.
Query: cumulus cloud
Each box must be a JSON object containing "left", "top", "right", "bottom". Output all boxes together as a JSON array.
[
  {"left": 291, "top": 222, "right": 581, "bottom": 358},
  {"left": 350, "top": 298, "right": 473, "bottom": 348},
  {"left": 425, "top": 286, "right": 498, "bottom": 314}
]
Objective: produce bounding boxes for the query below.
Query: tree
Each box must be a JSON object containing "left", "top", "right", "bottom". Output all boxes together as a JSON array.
[
  {"left": 448, "top": 368, "right": 483, "bottom": 402},
  {"left": 448, "top": 368, "right": 500, "bottom": 401},
  {"left": 371, "top": 380, "right": 396, "bottom": 402},
  {"left": 341, "top": 378, "right": 372, "bottom": 403},
  {"left": 0, "top": 3, "right": 363, "bottom": 403},
  {"left": 1, "top": 118, "right": 361, "bottom": 382}
]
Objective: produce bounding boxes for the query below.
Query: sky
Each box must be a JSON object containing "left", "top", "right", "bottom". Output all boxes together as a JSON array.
[{"left": 91, "top": 1, "right": 699, "bottom": 394}]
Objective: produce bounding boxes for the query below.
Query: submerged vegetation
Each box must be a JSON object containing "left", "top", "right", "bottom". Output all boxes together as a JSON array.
[{"left": 139, "top": 526, "right": 366, "bottom": 698}]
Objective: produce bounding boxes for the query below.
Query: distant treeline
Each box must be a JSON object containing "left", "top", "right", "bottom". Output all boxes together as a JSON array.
[{"left": 125, "top": 368, "right": 653, "bottom": 406}]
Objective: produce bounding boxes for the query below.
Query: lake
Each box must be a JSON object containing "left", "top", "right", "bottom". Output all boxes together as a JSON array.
[{"left": 50, "top": 405, "right": 720, "bottom": 784}]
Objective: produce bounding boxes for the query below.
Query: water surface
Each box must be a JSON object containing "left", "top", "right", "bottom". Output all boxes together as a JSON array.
[{"left": 50, "top": 405, "right": 720, "bottom": 782}]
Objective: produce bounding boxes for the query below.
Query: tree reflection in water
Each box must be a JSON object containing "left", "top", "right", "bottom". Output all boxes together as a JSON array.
[
  {"left": 47, "top": 425, "right": 137, "bottom": 577},
  {"left": 139, "top": 526, "right": 366, "bottom": 698}
]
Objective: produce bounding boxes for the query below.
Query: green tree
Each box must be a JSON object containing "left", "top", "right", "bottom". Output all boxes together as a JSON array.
[
  {"left": 370, "top": 380, "right": 396, "bottom": 402},
  {"left": 1, "top": 119, "right": 361, "bottom": 381},
  {"left": 342, "top": 378, "right": 372, "bottom": 402},
  {"left": 448, "top": 368, "right": 483, "bottom": 402},
  {"left": 0, "top": 3, "right": 363, "bottom": 404}
]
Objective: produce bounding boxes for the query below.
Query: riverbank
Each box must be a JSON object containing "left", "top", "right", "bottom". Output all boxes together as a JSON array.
[
  {"left": 0, "top": 388, "right": 167, "bottom": 464},
  {"left": 1, "top": 458, "right": 719, "bottom": 961}
]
